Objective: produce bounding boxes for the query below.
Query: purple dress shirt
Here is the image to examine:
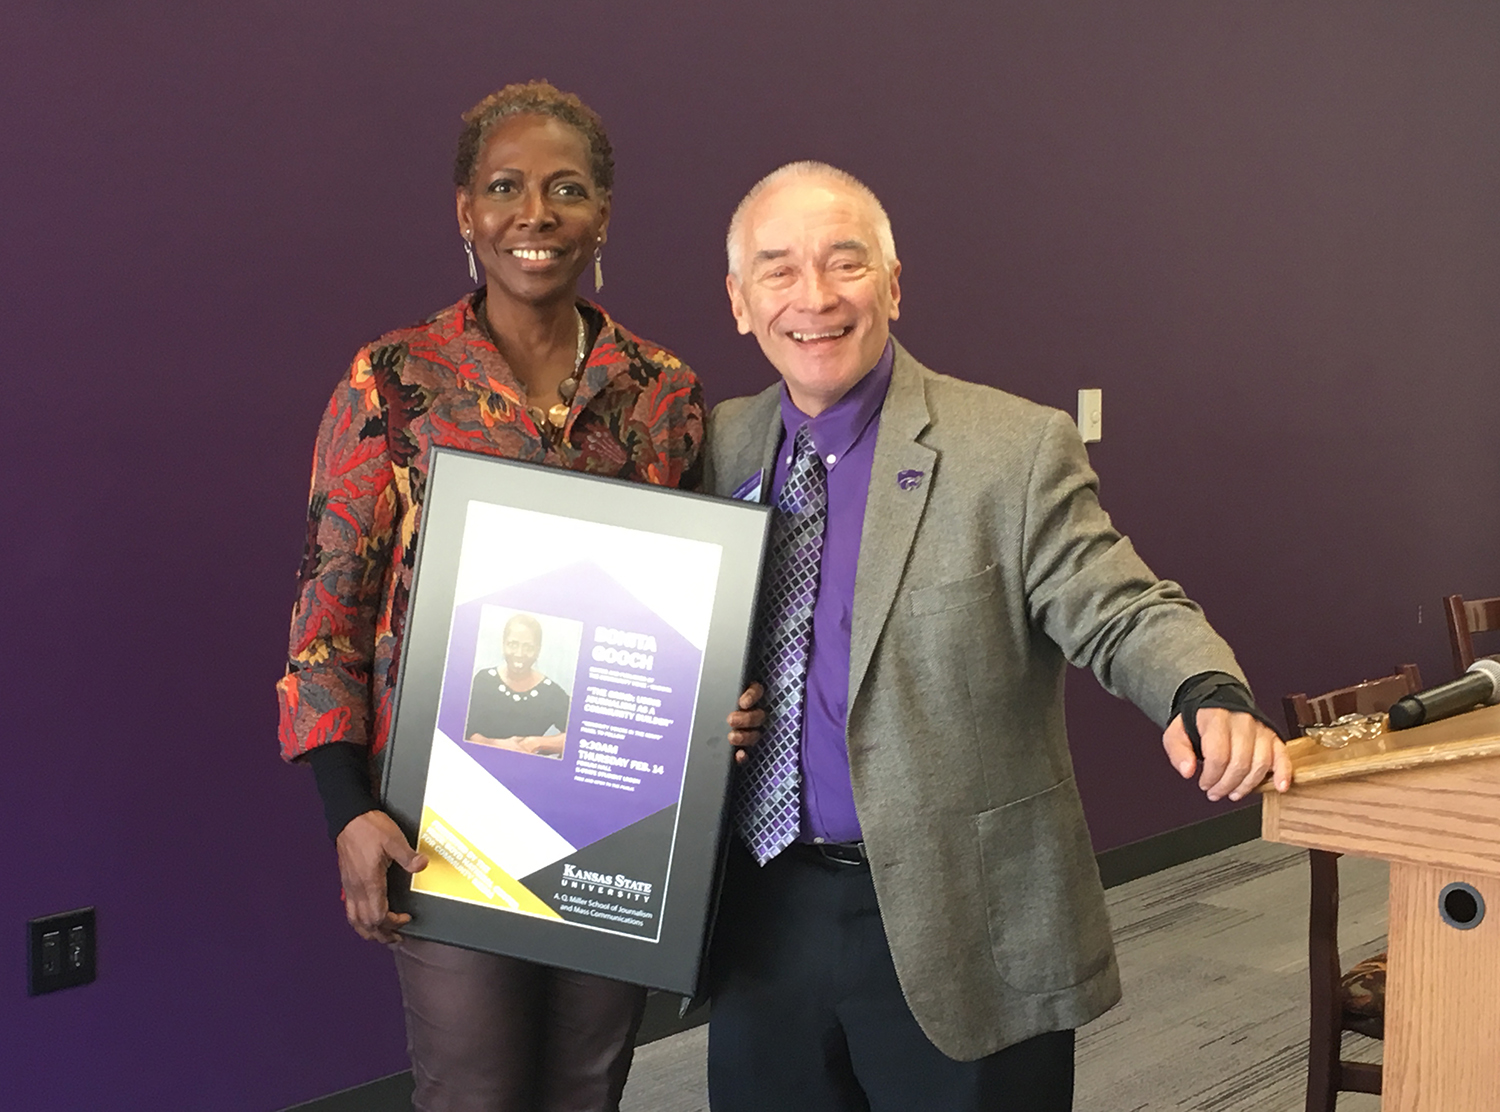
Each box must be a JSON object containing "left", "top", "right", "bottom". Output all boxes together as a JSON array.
[{"left": 766, "top": 340, "right": 895, "bottom": 844}]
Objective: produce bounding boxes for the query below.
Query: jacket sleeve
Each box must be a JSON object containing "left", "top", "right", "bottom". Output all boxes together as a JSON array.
[
  {"left": 275, "top": 348, "right": 397, "bottom": 761},
  {"left": 1020, "top": 409, "right": 1245, "bottom": 725}
]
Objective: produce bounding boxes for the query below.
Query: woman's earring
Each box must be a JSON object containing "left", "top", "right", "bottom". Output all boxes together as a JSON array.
[
  {"left": 593, "top": 246, "right": 604, "bottom": 292},
  {"left": 464, "top": 234, "right": 478, "bottom": 284}
]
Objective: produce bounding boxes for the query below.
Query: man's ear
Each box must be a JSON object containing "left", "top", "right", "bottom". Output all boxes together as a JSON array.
[
  {"left": 887, "top": 259, "right": 902, "bottom": 322},
  {"left": 726, "top": 273, "right": 752, "bottom": 335}
]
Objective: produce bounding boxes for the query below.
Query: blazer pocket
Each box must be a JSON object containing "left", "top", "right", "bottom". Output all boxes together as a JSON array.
[
  {"left": 908, "top": 564, "right": 999, "bottom": 617},
  {"left": 974, "top": 778, "right": 1114, "bottom": 995}
]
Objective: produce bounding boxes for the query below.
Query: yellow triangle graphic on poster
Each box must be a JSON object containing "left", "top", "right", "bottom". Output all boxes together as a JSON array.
[{"left": 410, "top": 806, "right": 562, "bottom": 919}]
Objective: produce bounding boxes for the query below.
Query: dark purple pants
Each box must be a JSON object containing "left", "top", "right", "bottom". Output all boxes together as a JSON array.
[{"left": 394, "top": 938, "right": 647, "bottom": 1112}]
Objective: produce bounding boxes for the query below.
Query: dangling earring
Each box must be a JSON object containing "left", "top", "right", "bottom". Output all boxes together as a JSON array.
[
  {"left": 593, "top": 245, "right": 604, "bottom": 292},
  {"left": 464, "top": 233, "right": 478, "bottom": 284}
]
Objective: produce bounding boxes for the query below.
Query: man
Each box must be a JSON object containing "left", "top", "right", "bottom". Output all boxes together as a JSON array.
[{"left": 709, "top": 161, "right": 1291, "bottom": 1111}]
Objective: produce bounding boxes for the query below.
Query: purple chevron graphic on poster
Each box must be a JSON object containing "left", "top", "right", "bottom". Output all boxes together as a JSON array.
[{"left": 434, "top": 561, "right": 705, "bottom": 851}]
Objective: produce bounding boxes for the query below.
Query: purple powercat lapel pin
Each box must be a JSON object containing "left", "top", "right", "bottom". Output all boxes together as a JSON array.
[{"left": 896, "top": 469, "right": 924, "bottom": 491}]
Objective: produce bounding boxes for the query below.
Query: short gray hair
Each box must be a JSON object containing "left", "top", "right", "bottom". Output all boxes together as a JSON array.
[{"left": 725, "top": 161, "right": 898, "bottom": 277}]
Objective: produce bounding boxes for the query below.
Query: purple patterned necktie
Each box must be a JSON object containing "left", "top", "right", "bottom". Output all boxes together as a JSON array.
[{"left": 735, "top": 426, "right": 827, "bottom": 864}]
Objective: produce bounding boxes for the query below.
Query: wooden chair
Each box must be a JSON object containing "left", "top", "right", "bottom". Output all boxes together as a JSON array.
[
  {"left": 1282, "top": 664, "right": 1422, "bottom": 736},
  {"left": 1283, "top": 664, "right": 1422, "bottom": 1112},
  {"left": 1443, "top": 593, "right": 1500, "bottom": 675}
]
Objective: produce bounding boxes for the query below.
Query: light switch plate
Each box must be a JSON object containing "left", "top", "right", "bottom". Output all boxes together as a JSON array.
[{"left": 1077, "top": 388, "right": 1102, "bottom": 443}]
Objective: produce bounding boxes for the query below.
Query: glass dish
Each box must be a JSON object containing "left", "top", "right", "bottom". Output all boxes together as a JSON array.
[{"left": 1304, "top": 712, "right": 1388, "bottom": 749}]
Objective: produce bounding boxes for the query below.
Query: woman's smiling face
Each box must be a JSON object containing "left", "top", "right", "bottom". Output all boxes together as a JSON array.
[{"left": 456, "top": 113, "right": 609, "bottom": 307}]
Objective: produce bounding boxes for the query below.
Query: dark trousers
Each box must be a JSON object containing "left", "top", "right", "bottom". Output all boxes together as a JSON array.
[
  {"left": 707, "top": 843, "right": 1074, "bottom": 1112},
  {"left": 393, "top": 938, "right": 647, "bottom": 1112}
]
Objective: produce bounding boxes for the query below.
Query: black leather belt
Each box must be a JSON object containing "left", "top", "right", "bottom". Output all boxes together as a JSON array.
[{"left": 792, "top": 840, "right": 869, "bottom": 866}]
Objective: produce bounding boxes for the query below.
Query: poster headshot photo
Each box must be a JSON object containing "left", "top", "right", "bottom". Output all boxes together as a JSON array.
[{"left": 463, "top": 606, "right": 583, "bottom": 761}]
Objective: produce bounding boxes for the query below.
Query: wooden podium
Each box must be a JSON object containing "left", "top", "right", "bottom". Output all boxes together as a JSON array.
[{"left": 1262, "top": 703, "right": 1500, "bottom": 1110}]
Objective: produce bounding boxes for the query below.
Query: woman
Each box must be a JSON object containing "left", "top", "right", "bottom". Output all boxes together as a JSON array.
[
  {"left": 466, "top": 613, "right": 570, "bottom": 758},
  {"left": 276, "top": 82, "right": 703, "bottom": 1112}
]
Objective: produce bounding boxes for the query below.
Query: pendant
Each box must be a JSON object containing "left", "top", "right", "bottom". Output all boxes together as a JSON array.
[{"left": 547, "top": 402, "right": 569, "bottom": 427}]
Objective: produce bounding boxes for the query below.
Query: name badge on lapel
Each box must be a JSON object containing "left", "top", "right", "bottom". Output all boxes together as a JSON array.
[{"left": 731, "top": 470, "right": 764, "bottom": 503}]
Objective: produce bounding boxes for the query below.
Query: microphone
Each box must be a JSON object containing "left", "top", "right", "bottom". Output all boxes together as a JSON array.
[{"left": 1388, "top": 658, "right": 1500, "bottom": 731}]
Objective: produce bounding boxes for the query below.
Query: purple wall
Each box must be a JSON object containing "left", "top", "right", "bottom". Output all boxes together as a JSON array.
[{"left": 4, "top": 2, "right": 1496, "bottom": 1107}]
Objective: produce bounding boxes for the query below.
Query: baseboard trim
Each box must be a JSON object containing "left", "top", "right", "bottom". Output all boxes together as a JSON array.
[
  {"left": 636, "top": 988, "right": 710, "bottom": 1045},
  {"left": 280, "top": 1071, "right": 414, "bottom": 1112},
  {"left": 1096, "top": 800, "right": 1262, "bottom": 889},
  {"left": 281, "top": 802, "right": 1262, "bottom": 1111}
]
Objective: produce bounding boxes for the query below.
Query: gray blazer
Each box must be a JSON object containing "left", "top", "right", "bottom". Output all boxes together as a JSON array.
[{"left": 706, "top": 341, "right": 1245, "bottom": 1060}]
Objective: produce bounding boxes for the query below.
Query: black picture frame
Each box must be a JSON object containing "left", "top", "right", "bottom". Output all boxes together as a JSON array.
[{"left": 381, "top": 448, "right": 770, "bottom": 995}]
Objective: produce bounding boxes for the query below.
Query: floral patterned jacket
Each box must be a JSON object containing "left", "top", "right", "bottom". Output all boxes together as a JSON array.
[{"left": 276, "top": 293, "right": 705, "bottom": 766}]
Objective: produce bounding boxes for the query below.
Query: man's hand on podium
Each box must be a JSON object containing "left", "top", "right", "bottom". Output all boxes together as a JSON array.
[{"left": 1162, "top": 708, "right": 1291, "bottom": 801}]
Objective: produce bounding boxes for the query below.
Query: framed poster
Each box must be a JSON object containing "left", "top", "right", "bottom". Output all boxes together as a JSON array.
[{"left": 381, "top": 448, "right": 770, "bottom": 995}]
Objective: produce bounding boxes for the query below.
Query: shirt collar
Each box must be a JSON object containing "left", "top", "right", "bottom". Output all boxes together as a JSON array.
[{"left": 778, "top": 338, "right": 895, "bottom": 466}]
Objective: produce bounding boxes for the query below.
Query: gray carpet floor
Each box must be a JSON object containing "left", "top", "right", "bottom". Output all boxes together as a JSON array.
[{"left": 620, "top": 838, "right": 1387, "bottom": 1112}]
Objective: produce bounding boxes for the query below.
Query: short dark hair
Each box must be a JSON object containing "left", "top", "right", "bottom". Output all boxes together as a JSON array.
[{"left": 454, "top": 81, "right": 614, "bottom": 193}]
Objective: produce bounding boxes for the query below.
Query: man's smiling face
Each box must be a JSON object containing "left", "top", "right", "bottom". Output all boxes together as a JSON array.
[{"left": 727, "top": 177, "right": 901, "bottom": 416}]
